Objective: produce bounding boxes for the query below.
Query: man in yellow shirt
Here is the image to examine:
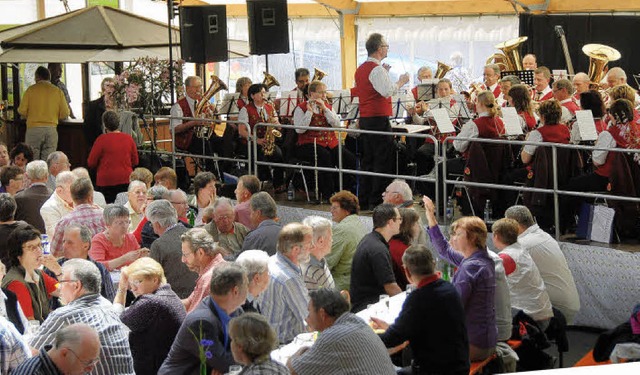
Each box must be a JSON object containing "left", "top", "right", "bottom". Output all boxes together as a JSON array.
[{"left": 18, "top": 66, "right": 70, "bottom": 160}]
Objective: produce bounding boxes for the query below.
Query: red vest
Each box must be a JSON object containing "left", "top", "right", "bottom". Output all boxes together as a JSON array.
[
  {"left": 175, "top": 97, "right": 194, "bottom": 150},
  {"left": 595, "top": 119, "right": 608, "bottom": 134},
  {"left": 491, "top": 84, "right": 502, "bottom": 99},
  {"left": 537, "top": 124, "right": 571, "bottom": 144},
  {"left": 532, "top": 89, "right": 553, "bottom": 101},
  {"left": 245, "top": 102, "right": 275, "bottom": 139},
  {"left": 411, "top": 86, "right": 419, "bottom": 101},
  {"left": 237, "top": 97, "right": 248, "bottom": 110},
  {"left": 596, "top": 124, "right": 631, "bottom": 178},
  {"left": 354, "top": 61, "right": 392, "bottom": 117},
  {"left": 295, "top": 102, "right": 339, "bottom": 148},
  {"left": 462, "top": 116, "right": 504, "bottom": 159},
  {"left": 562, "top": 100, "right": 580, "bottom": 114},
  {"left": 519, "top": 111, "right": 537, "bottom": 131}
]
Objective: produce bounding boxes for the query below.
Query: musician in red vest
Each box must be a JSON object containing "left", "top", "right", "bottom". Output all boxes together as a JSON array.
[
  {"left": 238, "top": 83, "right": 285, "bottom": 191},
  {"left": 520, "top": 100, "right": 570, "bottom": 165},
  {"left": 293, "top": 81, "right": 356, "bottom": 199},
  {"left": 235, "top": 77, "right": 252, "bottom": 110},
  {"left": 570, "top": 90, "right": 607, "bottom": 143},
  {"left": 552, "top": 79, "right": 580, "bottom": 124},
  {"left": 522, "top": 54, "right": 538, "bottom": 70},
  {"left": 572, "top": 72, "right": 590, "bottom": 105},
  {"left": 499, "top": 75, "right": 521, "bottom": 108},
  {"left": 508, "top": 84, "right": 537, "bottom": 132},
  {"left": 410, "top": 66, "right": 434, "bottom": 101},
  {"left": 354, "top": 33, "right": 409, "bottom": 208},
  {"left": 531, "top": 67, "right": 554, "bottom": 102},
  {"left": 293, "top": 68, "right": 311, "bottom": 103},
  {"left": 482, "top": 64, "right": 502, "bottom": 102}
]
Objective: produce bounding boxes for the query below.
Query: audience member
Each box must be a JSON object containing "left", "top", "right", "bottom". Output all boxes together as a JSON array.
[
  {"left": 0, "top": 165, "right": 25, "bottom": 196},
  {"left": 159, "top": 263, "right": 248, "bottom": 375},
  {"left": 71, "top": 167, "right": 107, "bottom": 207},
  {"left": 84, "top": 77, "right": 115, "bottom": 149},
  {"left": 287, "top": 289, "right": 396, "bottom": 375},
  {"left": 372, "top": 245, "right": 470, "bottom": 374},
  {"left": 382, "top": 179, "right": 413, "bottom": 208},
  {"left": 234, "top": 174, "right": 261, "bottom": 229},
  {"left": 488, "top": 249, "right": 513, "bottom": 343},
  {"left": 114, "top": 257, "right": 186, "bottom": 375},
  {"left": 236, "top": 250, "right": 270, "bottom": 313},
  {"left": 167, "top": 189, "right": 191, "bottom": 223},
  {"left": 0, "top": 193, "right": 29, "bottom": 266},
  {"left": 241, "top": 192, "right": 282, "bottom": 255},
  {"left": 17, "top": 66, "right": 70, "bottom": 160},
  {"left": 204, "top": 197, "right": 249, "bottom": 258},
  {"left": 89, "top": 204, "right": 146, "bottom": 271},
  {"left": 326, "top": 191, "right": 366, "bottom": 292},
  {"left": 0, "top": 261, "right": 30, "bottom": 334},
  {"left": 131, "top": 184, "right": 170, "bottom": 248},
  {"left": 40, "top": 170, "right": 76, "bottom": 238},
  {"left": 147, "top": 199, "right": 197, "bottom": 299},
  {"left": 301, "top": 216, "right": 336, "bottom": 291},
  {"left": 50, "top": 177, "right": 105, "bottom": 257},
  {"left": 88, "top": 110, "right": 139, "bottom": 204},
  {"left": 45, "top": 151, "right": 70, "bottom": 191},
  {"left": 388, "top": 207, "right": 420, "bottom": 290},
  {"left": 189, "top": 172, "right": 217, "bottom": 227},
  {"left": 0, "top": 315, "right": 31, "bottom": 373},
  {"left": 114, "top": 167, "right": 153, "bottom": 205},
  {"left": 123, "top": 180, "right": 147, "bottom": 232},
  {"left": 350, "top": 203, "right": 402, "bottom": 312},
  {"left": 0, "top": 142, "right": 9, "bottom": 168},
  {"left": 2, "top": 226, "right": 58, "bottom": 322},
  {"left": 260, "top": 223, "right": 313, "bottom": 344},
  {"left": 180, "top": 228, "right": 226, "bottom": 312},
  {"left": 492, "top": 218, "right": 553, "bottom": 329},
  {"left": 14, "top": 160, "right": 51, "bottom": 233},
  {"left": 423, "top": 196, "right": 497, "bottom": 361},
  {"left": 9, "top": 143, "right": 33, "bottom": 171},
  {"left": 229, "top": 313, "right": 289, "bottom": 374},
  {"left": 59, "top": 224, "right": 116, "bottom": 302},
  {"left": 13, "top": 323, "right": 100, "bottom": 375},
  {"left": 505, "top": 205, "right": 580, "bottom": 324},
  {"left": 154, "top": 167, "right": 178, "bottom": 190},
  {"left": 30, "top": 259, "right": 135, "bottom": 374}
]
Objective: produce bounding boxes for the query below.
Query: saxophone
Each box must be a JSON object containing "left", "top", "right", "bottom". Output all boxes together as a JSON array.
[
  {"left": 194, "top": 75, "right": 228, "bottom": 140},
  {"left": 262, "top": 102, "right": 281, "bottom": 156}
]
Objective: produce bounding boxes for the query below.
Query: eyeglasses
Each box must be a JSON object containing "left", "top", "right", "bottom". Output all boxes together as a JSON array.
[
  {"left": 112, "top": 219, "right": 131, "bottom": 227},
  {"left": 171, "top": 201, "right": 188, "bottom": 205},
  {"left": 215, "top": 214, "right": 234, "bottom": 221},
  {"left": 58, "top": 279, "right": 79, "bottom": 284},
  {"left": 380, "top": 44, "right": 389, "bottom": 48},
  {"left": 23, "top": 244, "right": 43, "bottom": 253},
  {"left": 383, "top": 190, "right": 399, "bottom": 195},
  {"left": 129, "top": 279, "right": 144, "bottom": 287},
  {"left": 66, "top": 347, "right": 100, "bottom": 368},
  {"left": 181, "top": 251, "right": 194, "bottom": 258}
]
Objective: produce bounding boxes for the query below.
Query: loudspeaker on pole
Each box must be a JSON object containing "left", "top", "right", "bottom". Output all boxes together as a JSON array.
[
  {"left": 247, "top": 0, "right": 290, "bottom": 55},
  {"left": 179, "top": 5, "right": 229, "bottom": 63}
]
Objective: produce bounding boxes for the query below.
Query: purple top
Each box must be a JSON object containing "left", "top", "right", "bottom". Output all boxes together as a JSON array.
[{"left": 428, "top": 225, "right": 497, "bottom": 349}]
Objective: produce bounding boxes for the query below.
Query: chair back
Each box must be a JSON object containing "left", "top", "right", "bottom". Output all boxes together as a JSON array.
[
  {"left": 464, "top": 141, "right": 509, "bottom": 215},
  {"left": 607, "top": 151, "right": 640, "bottom": 236}
]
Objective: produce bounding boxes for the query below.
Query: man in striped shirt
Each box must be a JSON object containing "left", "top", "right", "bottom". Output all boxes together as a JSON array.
[
  {"left": 287, "top": 289, "right": 396, "bottom": 375},
  {"left": 259, "top": 223, "right": 313, "bottom": 344},
  {"left": 14, "top": 323, "right": 100, "bottom": 375},
  {"left": 301, "top": 216, "right": 335, "bottom": 291},
  {"left": 29, "top": 259, "right": 134, "bottom": 375},
  {"left": 0, "top": 316, "right": 30, "bottom": 373}
]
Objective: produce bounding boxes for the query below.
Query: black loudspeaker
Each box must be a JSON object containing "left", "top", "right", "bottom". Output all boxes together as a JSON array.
[
  {"left": 179, "top": 5, "right": 228, "bottom": 63},
  {"left": 247, "top": 0, "right": 289, "bottom": 55}
]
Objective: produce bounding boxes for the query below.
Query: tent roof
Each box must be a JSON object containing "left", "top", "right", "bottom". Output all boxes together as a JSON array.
[{"left": 0, "top": 5, "right": 249, "bottom": 63}]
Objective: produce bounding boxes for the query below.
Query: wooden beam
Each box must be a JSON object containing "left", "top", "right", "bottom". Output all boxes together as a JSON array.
[
  {"left": 340, "top": 14, "right": 357, "bottom": 88},
  {"left": 36, "top": 0, "right": 45, "bottom": 19}
]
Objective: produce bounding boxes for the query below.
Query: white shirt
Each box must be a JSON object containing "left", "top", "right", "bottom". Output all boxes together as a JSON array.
[
  {"left": 292, "top": 105, "right": 341, "bottom": 134},
  {"left": 489, "top": 250, "right": 513, "bottom": 341},
  {"left": 366, "top": 57, "right": 396, "bottom": 98},
  {"left": 533, "top": 86, "right": 552, "bottom": 101},
  {"left": 40, "top": 191, "right": 73, "bottom": 238},
  {"left": 559, "top": 98, "right": 575, "bottom": 124},
  {"left": 518, "top": 224, "right": 580, "bottom": 324},
  {"left": 237, "top": 104, "right": 269, "bottom": 138},
  {"left": 169, "top": 95, "right": 197, "bottom": 129},
  {"left": 453, "top": 112, "right": 492, "bottom": 152},
  {"left": 592, "top": 130, "right": 616, "bottom": 166},
  {"left": 522, "top": 128, "right": 543, "bottom": 156}
]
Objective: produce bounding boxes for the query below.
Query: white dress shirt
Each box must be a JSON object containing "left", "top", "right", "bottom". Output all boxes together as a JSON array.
[{"left": 169, "top": 96, "right": 197, "bottom": 129}]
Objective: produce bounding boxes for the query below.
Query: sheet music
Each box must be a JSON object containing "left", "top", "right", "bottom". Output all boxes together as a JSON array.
[
  {"left": 552, "top": 70, "right": 568, "bottom": 81},
  {"left": 431, "top": 108, "right": 456, "bottom": 134},
  {"left": 218, "top": 93, "right": 239, "bottom": 115},
  {"left": 575, "top": 110, "right": 598, "bottom": 141},
  {"left": 501, "top": 107, "right": 524, "bottom": 136},
  {"left": 345, "top": 98, "right": 359, "bottom": 120},
  {"left": 279, "top": 92, "right": 297, "bottom": 117},
  {"left": 453, "top": 94, "right": 473, "bottom": 119},
  {"left": 590, "top": 205, "right": 615, "bottom": 243},
  {"left": 416, "top": 84, "right": 436, "bottom": 102}
]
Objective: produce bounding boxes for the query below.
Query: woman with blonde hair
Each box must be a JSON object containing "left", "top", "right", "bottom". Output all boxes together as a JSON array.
[
  {"left": 229, "top": 312, "right": 288, "bottom": 374},
  {"left": 114, "top": 257, "right": 186, "bottom": 375},
  {"left": 422, "top": 195, "right": 497, "bottom": 361}
]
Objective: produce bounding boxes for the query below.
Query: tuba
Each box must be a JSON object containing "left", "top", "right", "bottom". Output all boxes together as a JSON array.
[
  {"left": 262, "top": 72, "right": 280, "bottom": 90},
  {"left": 582, "top": 44, "right": 621, "bottom": 86},
  {"left": 312, "top": 67, "right": 328, "bottom": 82},
  {"left": 434, "top": 61, "right": 452, "bottom": 79},
  {"left": 487, "top": 36, "right": 528, "bottom": 71},
  {"left": 194, "top": 75, "right": 228, "bottom": 139}
]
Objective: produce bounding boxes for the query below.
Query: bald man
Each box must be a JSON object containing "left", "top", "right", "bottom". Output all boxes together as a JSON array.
[
  {"left": 572, "top": 72, "right": 590, "bottom": 104},
  {"left": 522, "top": 54, "right": 537, "bottom": 70}
]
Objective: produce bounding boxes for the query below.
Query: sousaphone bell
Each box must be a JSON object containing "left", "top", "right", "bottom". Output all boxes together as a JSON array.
[{"left": 582, "top": 43, "right": 621, "bottom": 85}]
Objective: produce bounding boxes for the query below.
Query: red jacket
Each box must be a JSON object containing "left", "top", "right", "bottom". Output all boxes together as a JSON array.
[{"left": 87, "top": 132, "right": 138, "bottom": 187}]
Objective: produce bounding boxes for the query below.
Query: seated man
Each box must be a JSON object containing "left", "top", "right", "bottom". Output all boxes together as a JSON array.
[
  {"left": 260, "top": 223, "right": 313, "bottom": 344},
  {"left": 204, "top": 197, "right": 249, "bottom": 259},
  {"left": 241, "top": 192, "right": 282, "bottom": 256},
  {"left": 372, "top": 245, "right": 470, "bottom": 375},
  {"left": 505, "top": 205, "right": 580, "bottom": 324},
  {"left": 350, "top": 203, "right": 402, "bottom": 312},
  {"left": 411, "top": 66, "right": 434, "bottom": 100},
  {"left": 45, "top": 151, "right": 70, "bottom": 191},
  {"left": 522, "top": 54, "right": 537, "bottom": 70},
  {"left": 532, "top": 67, "right": 554, "bottom": 102},
  {"left": 235, "top": 250, "right": 271, "bottom": 313},
  {"left": 234, "top": 174, "right": 260, "bottom": 230},
  {"left": 492, "top": 218, "right": 553, "bottom": 330},
  {"left": 287, "top": 289, "right": 396, "bottom": 375},
  {"left": 552, "top": 79, "right": 580, "bottom": 124},
  {"left": 14, "top": 160, "right": 51, "bottom": 233},
  {"left": 30, "top": 259, "right": 134, "bottom": 374},
  {"left": 160, "top": 263, "right": 248, "bottom": 375},
  {"left": 40, "top": 171, "right": 76, "bottom": 238},
  {"left": 301, "top": 216, "right": 335, "bottom": 291}
]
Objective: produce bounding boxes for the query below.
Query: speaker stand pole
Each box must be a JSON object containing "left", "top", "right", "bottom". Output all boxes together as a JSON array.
[
  {"left": 167, "top": 0, "right": 176, "bottom": 105},
  {"left": 265, "top": 54, "right": 270, "bottom": 74}
]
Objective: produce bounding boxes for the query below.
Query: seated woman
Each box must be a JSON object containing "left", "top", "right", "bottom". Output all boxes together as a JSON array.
[
  {"left": 388, "top": 208, "right": 420, "bottom": 290},
  {"left": 422, "top": 196, "right": 497, "bottom": 361},
  {"left": 2, "top": 226, "right": 59, "bottom": 323},
  {"left": 89, "top": 204, "right": 148, "bottom": 271},
  {"left": 293, "top": 80, "right": 357, "bottom": 200},
  {"left": 571, "top": 90, "right": 608, "bottom": 143},
  {"left": 521, "top": 99, "right": 571, "bottom": 165},
  {"left": 188, "top": 171, "right": 217, "bottom": 227},
  {"left": 9, "top": 143, "right": 34, "bottom": 171},
  {"left": 114, "top": 257, "right": 186, "bottom": 375},
  {"left": 114, "top": 167, "right": 154, "bottom": 206},
  {"left": 0, "top": 166, "right": 25, "bottom": 196},
  {"left": 229, "top": 312, "right": 289, "bottom": 374},
  {"left": 607, "top": 84, "right": 640, "bottom": 123},
  {"left": 508, "top": 84, "right": 537, "bottom": 132},
  {"left": 87, "top": 110, "right": 139, "bottom": 204}
]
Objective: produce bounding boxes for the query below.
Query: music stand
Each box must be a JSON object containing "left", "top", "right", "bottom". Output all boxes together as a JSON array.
[
  {"left": 329, "top": 90, "right": 352, "bottom": 115},
  {"left": 345, "top": 98, "right": 359, "bottom": 120},
  {"left": 453, "top": 94, "right": 473, "bottom": 121},
  {"left": 279, "top": 92, "right": 298, "bottom": 118},
  {"left": 219, "top": 93, "right": 240, "bottom": 117},
  {"left": 416, "top": 83, "right": 437, "bottom": 102},
  {"left": 502, "top": 70, "right": 534, "bottom": 87},
  {"left": 391, "top": 93, "right": 415, "bottom": 119},
  {"left": 633, "top": 74, "right": 640, "bottom": 90}
]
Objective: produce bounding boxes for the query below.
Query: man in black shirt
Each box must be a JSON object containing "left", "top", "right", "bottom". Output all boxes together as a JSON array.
[{"left": 350, "top": 203, "right": 402, "bottom": 312}]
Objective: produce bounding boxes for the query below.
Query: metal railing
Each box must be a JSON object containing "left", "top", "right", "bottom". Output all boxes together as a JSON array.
[{"left": 441, "top": 135, "right": 640, "bottom": 239}]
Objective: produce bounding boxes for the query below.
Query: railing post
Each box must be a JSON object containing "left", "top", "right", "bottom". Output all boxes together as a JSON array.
[{"left": 552, "top": 145, "right": 560, "bottom": 240}]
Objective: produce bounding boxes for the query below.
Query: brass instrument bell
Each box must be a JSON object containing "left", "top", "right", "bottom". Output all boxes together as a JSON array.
[
  {"left": 434, "top": 61, "right": 452, "bottom": 79},
  {"left": 582, "top": 44, "right": 621, "bottom": 85},
  {"left": 262, "top": 72, "right": 281, "bottom": 90},
  {"left": 312, "top": 67, "right": 328, "bottom": 82},
  {"left": 488, "top": 36, "right": 528, "bottom": 71}
]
